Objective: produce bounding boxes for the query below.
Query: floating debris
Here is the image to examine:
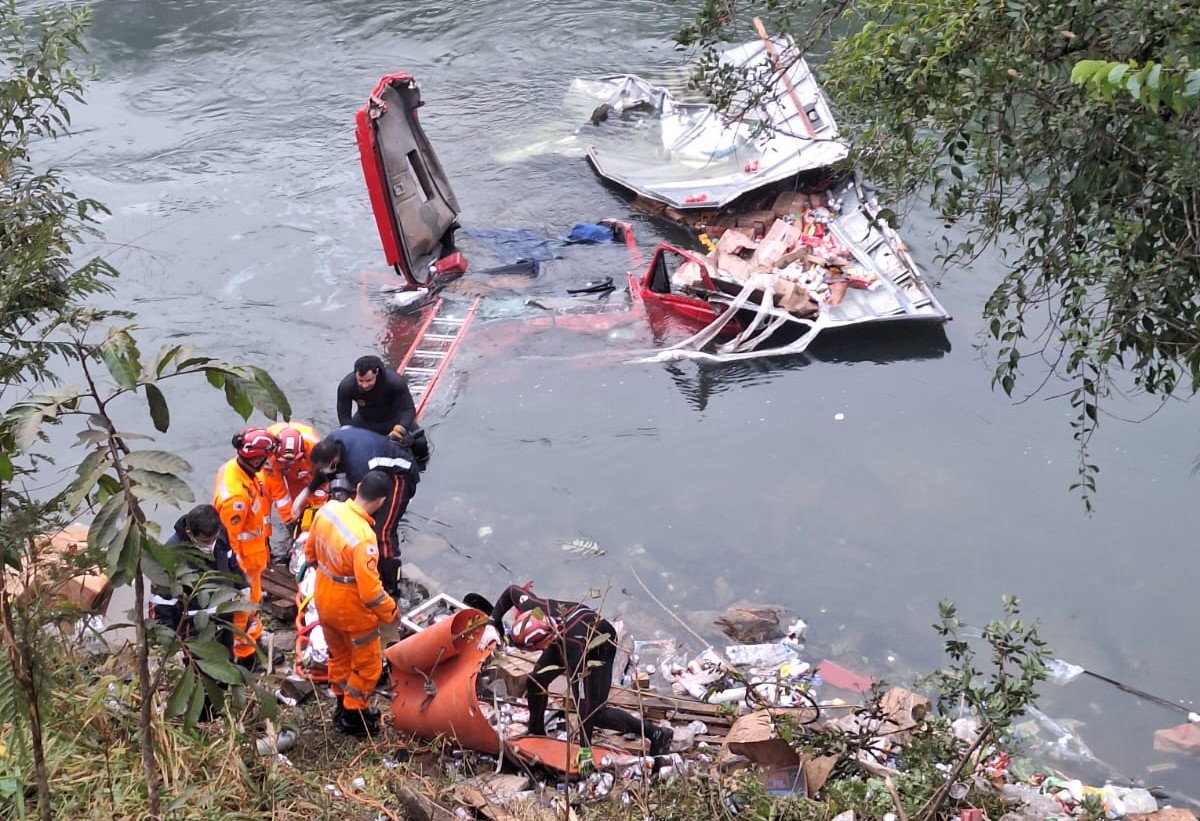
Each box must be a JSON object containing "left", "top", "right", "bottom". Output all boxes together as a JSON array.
[{"left": 560, "top": 537, "right": 606, "bottom": 557}]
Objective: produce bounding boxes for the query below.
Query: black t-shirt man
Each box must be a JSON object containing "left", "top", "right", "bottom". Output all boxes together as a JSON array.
[{"left": 336, "top": 354, "right": 417, "bottom": 435}]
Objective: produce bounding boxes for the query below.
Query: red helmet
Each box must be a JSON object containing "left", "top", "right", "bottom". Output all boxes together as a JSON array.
[
  {"left": 233, "top": 427, "right": 277, "bottom": 460},
  {"left": 510, "top": 607, "right": 557, "bottom": 651},
  {"left": 275, "top": 427, "right": 307, "bottom": 462}
]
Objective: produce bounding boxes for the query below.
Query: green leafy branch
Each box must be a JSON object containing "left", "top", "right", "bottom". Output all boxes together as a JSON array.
[{"left": 1071, "top": 59, "right": 1200, "bottom": 115}]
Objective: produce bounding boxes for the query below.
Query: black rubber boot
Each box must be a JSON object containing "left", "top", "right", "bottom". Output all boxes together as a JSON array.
[
  {"left": 647, "top": 724, "right": 673, "bottom": 757},
  {"left": 334, "top": 706, "right": 381, "bottom": 738}
]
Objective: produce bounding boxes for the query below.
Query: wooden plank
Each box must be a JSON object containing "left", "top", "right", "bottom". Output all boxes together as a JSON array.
[{"left": 261, "top": 566, "right": 298, "bottom": 622}]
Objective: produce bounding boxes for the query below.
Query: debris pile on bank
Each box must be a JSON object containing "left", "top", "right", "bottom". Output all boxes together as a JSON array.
[{"left": 330, "top": 597, "right": 1196, "bottom": 820}]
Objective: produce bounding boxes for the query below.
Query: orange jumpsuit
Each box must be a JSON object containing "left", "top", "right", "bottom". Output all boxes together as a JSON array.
[
  {"left": 305, "top": 499, "right": 399, "bottom": 710},
  {"left": 262, "top": 422, "right": 325, "bottom": 523},
  {"left": 212, "top": 458, "right": 269, "bottom": 659}
]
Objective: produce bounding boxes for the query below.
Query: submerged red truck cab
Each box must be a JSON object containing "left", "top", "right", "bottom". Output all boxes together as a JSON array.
[{"left": 356, "top": 74, "right": 467, "bottom": 288}]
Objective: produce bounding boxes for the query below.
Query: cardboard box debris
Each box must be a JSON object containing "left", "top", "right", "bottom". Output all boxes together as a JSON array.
[
  {"left": 773, "top": 279, "right": 818, "bottom": 317},
  {"left": 752, "top": 220, "right": 802, "bottom": 269},
  {"left": 733, "top": 210, "right": 777, "bottom": 239},
  {"left": 772, "top": 190, "right": 811, "bottom": 217},
  {"left": 715, "top": 227, "right": 758, "bottom": 257},
  {"left": 454, "top": 773, "right": 533, "bottom": 821},
  {"left": 1153, "top": 722, "right": 1200, "bottom": 758},
  {"left": 3, "top": 523, "right": 112, "bottom": 614},
  {"left": 722, "top": 710, "right": 836, "bottom": 796},
  {"left": 487, "top": 648, "right": 549, "bottom": 699},
  {"left": 879, "top": 686, "right": 930, "bottom": 730}
]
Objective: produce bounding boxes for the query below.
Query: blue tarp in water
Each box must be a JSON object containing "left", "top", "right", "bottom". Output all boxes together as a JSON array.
[
  {"left": 461, "top": 228, "right": 561, "bottom": 267},
  {"left": 564, "top": 223, "right": 616, "bottom": 244}
]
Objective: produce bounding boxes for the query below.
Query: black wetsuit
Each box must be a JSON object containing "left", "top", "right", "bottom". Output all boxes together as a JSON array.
[
  {"left": 488, "top": 585, "right": 654, "bottom": 745},
  {"left": 336, "top": 369, "right": 416, "bottom": 435},
  {"left": 336, "top": 368, "right": 431, "bottom": 464}
]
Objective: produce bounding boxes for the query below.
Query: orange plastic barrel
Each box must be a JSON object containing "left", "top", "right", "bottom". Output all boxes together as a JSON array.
[{"left": 386, "top": 608, "right": 500, "bottom": 754}]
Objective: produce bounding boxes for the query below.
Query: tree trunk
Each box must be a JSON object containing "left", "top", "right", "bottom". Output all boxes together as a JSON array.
[
  {"left": 134, "top": 566, "right": 163, "bottom": 819},
  {"left": 0, "top": 581, "right": 52, "bottom": 821}
]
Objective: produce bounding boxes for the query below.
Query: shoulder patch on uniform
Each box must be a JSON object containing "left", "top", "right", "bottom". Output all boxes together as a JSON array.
[
  {"left": 365, "top": 545, "right": 378, "bottom": 556},
  {"left": 230, "top": 515, "right": 242, "bottom": 526},
  {"left": 232, "top": 501, "right": 247, "bottom": 511}
]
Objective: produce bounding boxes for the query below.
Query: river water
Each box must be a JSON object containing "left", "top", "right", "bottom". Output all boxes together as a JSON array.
[{"left": 34, "top": 0, "right": 1198, "bottom": 795}]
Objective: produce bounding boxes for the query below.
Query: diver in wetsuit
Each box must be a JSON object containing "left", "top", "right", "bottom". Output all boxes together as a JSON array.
[{"left": 476, "top": 584, "right": 672, "bottom": 756}]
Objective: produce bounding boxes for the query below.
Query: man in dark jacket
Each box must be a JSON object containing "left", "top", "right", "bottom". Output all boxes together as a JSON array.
[
  {"left": 151, "top": 504, "right": 246, "bottom": 719},
  {"left": 335, "top": 354, "right": 430, "bottom": 467},
  {"left": 307, "top": 425, "right": 420, "bottom": 587}
]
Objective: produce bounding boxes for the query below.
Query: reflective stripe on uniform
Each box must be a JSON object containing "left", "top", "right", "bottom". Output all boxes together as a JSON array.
[
  {"left": 368, "top": 455, "right": 412, "bottom": 472},
  {"left": 319, "top": 505, "right": 362, "bottom": 548},
  {"left": 236, "top": 529, "right": 263, "bottom": 541},
  {"left": 364, "top": 591, "right": 389, "bottom": 609},
  {"left": 318, "top": 564, "right": 357, "bottom": 585},
  {"left": 150, "top": 594, "right": 178, "bottom": 607},
  {"left": 352, "top": 629, "right": 380, "bottom": 647}
]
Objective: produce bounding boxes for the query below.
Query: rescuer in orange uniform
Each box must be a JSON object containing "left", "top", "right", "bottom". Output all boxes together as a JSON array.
[
  {"left": 304, "top": 469, "right": 400, "bottom": 737},
  {"left": 261, "top": 422, "right": 325, "bottom": 533},
  {"left": 212, "top": 427, "right": 277, "bottom": 664}
]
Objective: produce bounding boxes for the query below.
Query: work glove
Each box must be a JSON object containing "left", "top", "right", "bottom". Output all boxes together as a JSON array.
[
  {"left": 476, "top": 624, "right": 501, "bottom": 652},
  {"left": 378, "top": 557, "right": 402, "bottom": 596},
  {"left": 388, "top": 424, "right": 408, "bottom": 445}
]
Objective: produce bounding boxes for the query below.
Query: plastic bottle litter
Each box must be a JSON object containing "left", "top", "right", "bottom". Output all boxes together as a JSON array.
[
  {"left": 725, "top": 643, "right": 797, "bottom": 667},
  {"left": 1102, "top": 784, "right": 1157, "bottom": 816},
  {"left": 705, "top": 686, "right": 746, "bottom": 705},
  {"left": 580, "top": 771, "right": 614, "bottom": 800}
]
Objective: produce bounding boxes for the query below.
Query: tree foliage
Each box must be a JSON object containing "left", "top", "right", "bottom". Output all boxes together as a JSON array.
[
  {"left": 1, "top": 5, "right": 290, "bottom": 817},
  {"left": 1071, "top": 58, "right": 1200, "bottom": 113},
  {"left": 0, "top": 0, "right": 116, "bottom": 395},
  {"left": 680, "top": 0, "right": 1200, "bottom": 505}
]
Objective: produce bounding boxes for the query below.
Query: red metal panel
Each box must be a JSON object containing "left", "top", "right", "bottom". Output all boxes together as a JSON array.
[{"left": 355, "top": 73, "right": 417, "bottom": 276}]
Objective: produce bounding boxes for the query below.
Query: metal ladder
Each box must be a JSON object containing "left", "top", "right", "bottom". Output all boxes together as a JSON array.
[{"left": 397, "top": 296, "right": 481, "bottom": 421}]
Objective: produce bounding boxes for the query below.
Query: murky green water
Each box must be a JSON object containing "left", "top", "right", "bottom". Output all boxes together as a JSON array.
[{"left": 34, "top": 0, "right": 1199, "bottom": 795}]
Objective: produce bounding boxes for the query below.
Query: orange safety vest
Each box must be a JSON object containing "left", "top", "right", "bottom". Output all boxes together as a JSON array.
[
  {"left": 305, "top": 499, "right": 398, "bottom": 635},
  {"left": 261, "top": 421, "right": 325, "bottom": 521},
  {"left": 213, "top": 458, "right": 270, "bottom": 562}
]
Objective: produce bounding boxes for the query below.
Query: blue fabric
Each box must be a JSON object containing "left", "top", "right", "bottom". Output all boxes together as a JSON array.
[
  {"left": 327, "top": 426, "right": 409, "bottom": 485},
  {"left": 565, "top": 223, "right": 614, "bottom": 244},
  {"left": 461, "top": 227, "right": 561, "bottom": 265}
]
